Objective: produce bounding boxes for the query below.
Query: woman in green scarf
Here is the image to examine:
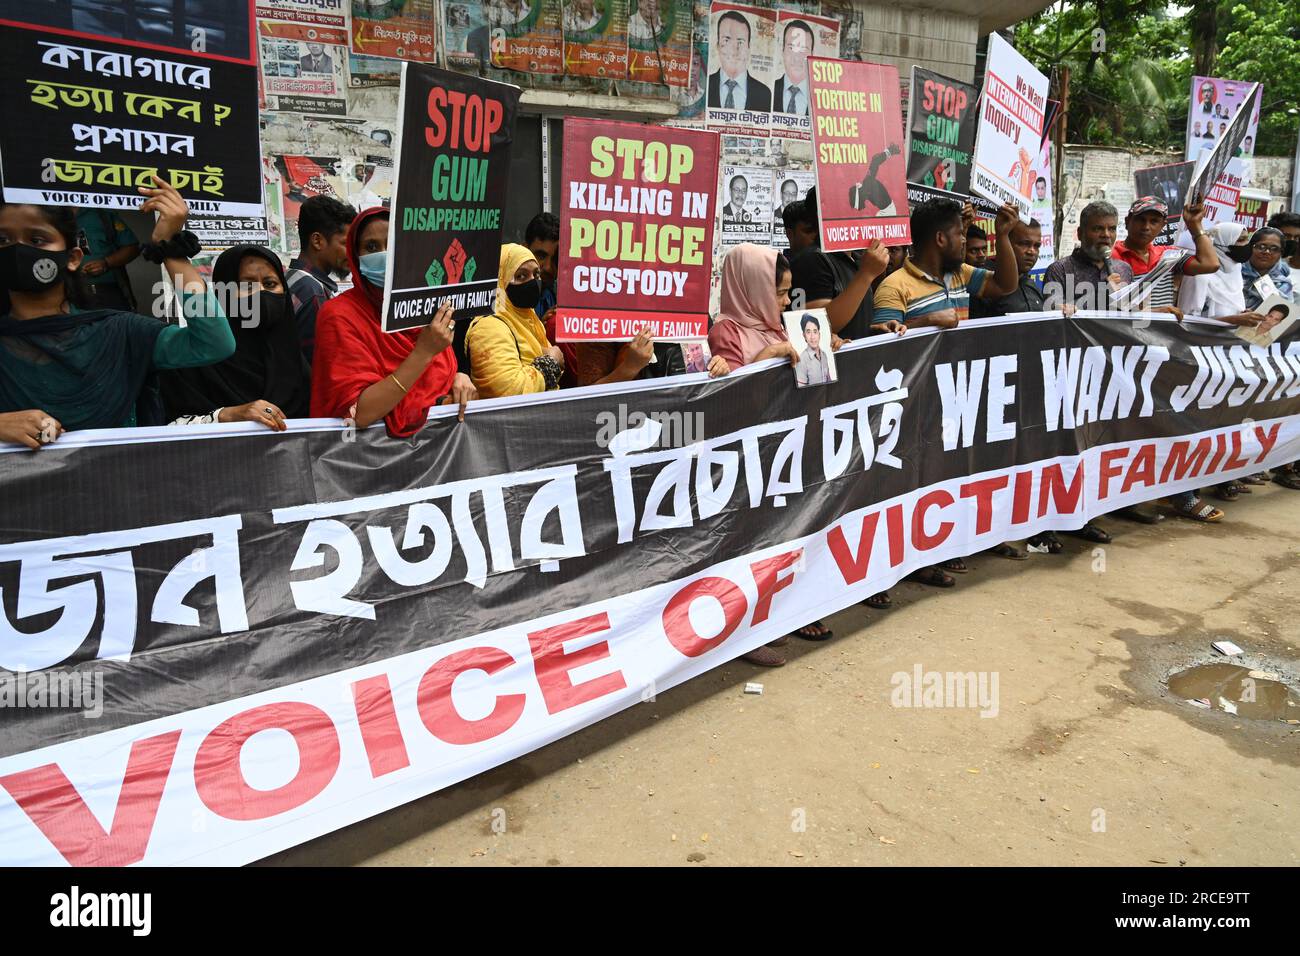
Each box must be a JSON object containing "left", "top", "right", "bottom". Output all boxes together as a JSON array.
[{"left": 0, "top": 177, "right": 235, "bottom": 449}]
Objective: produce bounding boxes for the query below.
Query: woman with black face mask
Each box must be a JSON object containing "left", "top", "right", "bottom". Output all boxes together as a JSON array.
[
  {"left": 465, "top": 244, "right": 564, "bottom": 398},
  {"left": 160, "top": 245, "right": 310, "bottom": 429},
  {"left": 0, "top": 179, "right": 235, "bottom": 449}
]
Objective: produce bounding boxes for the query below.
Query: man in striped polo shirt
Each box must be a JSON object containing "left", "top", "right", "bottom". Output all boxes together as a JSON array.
[
  {"left": 1111, "top": 196, "right": 1219, "bottom": 312},
  {"left": 872, "top": 198, "right": 1021, "bottom": 330}
]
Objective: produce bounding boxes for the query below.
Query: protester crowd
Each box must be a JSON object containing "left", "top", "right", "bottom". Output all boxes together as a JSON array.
[{"left": 1, "top": 167, "right": 1298, "bottom": 667}]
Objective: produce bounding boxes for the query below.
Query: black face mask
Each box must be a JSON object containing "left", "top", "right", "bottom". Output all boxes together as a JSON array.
[
  {"left": 505, "top": 277, "right": 543, "bottom": 310},
  {"left": 1284, "top": 239, "right": 1299, "bottom": 259},
  {"left": 1226, "top": 245, "right": 1253, "bottom": 264},
  {"left": 253, "top": 290, "right": 288, "bottom": 329},
  {"left": 0, "top": 243, "right": 70, "bottom": 293}
]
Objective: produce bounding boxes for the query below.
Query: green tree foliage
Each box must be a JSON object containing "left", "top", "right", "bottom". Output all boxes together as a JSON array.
[{"left": 1014, "top": 1, "right": 1299, "bottom": 156}]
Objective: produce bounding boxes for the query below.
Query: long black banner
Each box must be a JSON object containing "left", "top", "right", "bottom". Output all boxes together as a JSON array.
[{"left": 1, "top": 313, "right": 1298, "bottom": 865}]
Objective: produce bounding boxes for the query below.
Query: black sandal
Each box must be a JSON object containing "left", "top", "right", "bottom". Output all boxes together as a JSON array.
[
  {"left": 863, "top": 591, "right": 892, "bottom": 609},
  {"left": 990, "top": 543, "right": 1029, "bottom": 560},
  {"left": 1214, "top": 482, "right": 1241, "bottom": 502},
  {"left": 1273, "top": 470, "right": 1300, "bottom": 490},
  {"left": 939, "top": 557, "right": 969, "bottom": 573},
  {"left": 1026, "top": 531, "right": 1063, "bottom": 554},
  {"left": 907, "top": 566, "right": 955, "bottom": 588},
  {"left": 791, "top": 620, "right": 834, "bottom": 642},
  {"left": 1063, "top": 521, "right": 1111, "bottom": 544}
]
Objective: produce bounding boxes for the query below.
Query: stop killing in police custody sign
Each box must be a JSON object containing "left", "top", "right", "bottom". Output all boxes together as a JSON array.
[
  {"left": 555, "top": 119, "right": 719, "bottom": 342},
  {"left": 807, "top": 57, "right": 910, "bottom": 251},
  {"left": 970, "top": 33, "right": 1047, "bottom": 220}
]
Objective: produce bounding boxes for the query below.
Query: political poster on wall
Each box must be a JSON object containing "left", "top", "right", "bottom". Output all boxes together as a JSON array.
[
  {"left": 720, "top": 165, "right": 773, "bottom": 247},
  {"left": 382, "top": 64, "right": 519, "bottom": 331},
  {"left": 351, "top": 0, "right": 438, "bottom": 62},
  {"left": 490, "top": 0, "right": 564, "bottom": 74},
  {"left": 1185, "top": 76, "right": 1262, "bottom": 162},
  {"left": 348, "top": 53, "right": 404, "bottom": 87},
  {"left": 1134, "top": 160, "right": 1195, "bottom": 246},
  {"left": 274, "top": 154, "right": 349, "bottom": 250},
  {"left": 705, "top": 3, "right": 777, "bottom": 137},
  {"left": 0, "top": 21, "right": 263, "bottom": 217},
  {"left": 258, "top": 16, "right": 350, "bottom": 116},
  {"left": 970, "top": 32, "right": 1047, "bottom": 220},
  {"left": 442, "top": 1, "right": 492, "bottom": 73},
  {"left": 772, "top": 168, "right": 815, "bottom": 244},
  {"left": 563, "top": 0, "right": 629, "bottom": 78},
  {"left": 905, "top": 67, "right": 978, "bottom": 194},
  {"left": 769, "top": 12, "right": 840, "bottom": 143},
  {"left": 2, "top": 313, "right": 1298, "bottom": 866},
  {"left": 807, "top": 57, "right": 909, "bottom": 251},
  {"left": 256, "top": 0, "right": 347, "bottom": 28},
  {"left": 628, "top": 0, "right": 693, "bottom": 87},
  {"left": 556, "top": 119, "right": 718, "bottom": 342}
]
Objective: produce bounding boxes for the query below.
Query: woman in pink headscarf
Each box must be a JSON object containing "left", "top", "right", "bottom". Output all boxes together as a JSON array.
[
  {"left": 708, "top": 243, "right": 800, "bottom": 370},
  {"left": 707, "top": 242, "right": 846, "bottom": 665}
]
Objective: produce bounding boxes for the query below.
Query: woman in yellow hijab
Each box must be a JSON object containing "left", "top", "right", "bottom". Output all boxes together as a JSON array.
[{"left": 465, "top": 243, "right": 565, "bottom": 398}]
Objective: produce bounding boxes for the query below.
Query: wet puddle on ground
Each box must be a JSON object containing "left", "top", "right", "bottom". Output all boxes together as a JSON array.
[{"left": 1168, "top": 664, "right": 1300, "bottom": 721}]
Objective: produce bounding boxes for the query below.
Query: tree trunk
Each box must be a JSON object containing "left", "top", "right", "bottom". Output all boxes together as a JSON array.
[{"left": 1190, "top": 0, "right": 1219, "bottom": 77}]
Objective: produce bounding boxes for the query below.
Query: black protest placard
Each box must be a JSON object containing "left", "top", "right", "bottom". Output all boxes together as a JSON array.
[
  {"left": 905, "top": 67, "right": 978, "bottom": 195},
  {"left": 1135, "top": 161, "right": 1195, "bottom": 245},
  {"left": 0, "top": 22, "right": 262, "bottom": 216},
  {"left": 382, "top": 63, "right": 519, "bottom": 332},
  {"left": 1185, "top": 83, "right": 1259, "bottom": 207}
]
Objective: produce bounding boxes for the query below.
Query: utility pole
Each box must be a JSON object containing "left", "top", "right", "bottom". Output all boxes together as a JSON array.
[{"left": 1054, "top": 65, "right": 1070, "bottom": 255}]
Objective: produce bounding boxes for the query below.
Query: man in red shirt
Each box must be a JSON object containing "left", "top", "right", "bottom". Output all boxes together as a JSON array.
[
  {"left": 1111, "top": 196, "right": 1219, "bottom": 312},
  {"left": 1112, "top": 196, "right": 1226, "bottom": 523}
]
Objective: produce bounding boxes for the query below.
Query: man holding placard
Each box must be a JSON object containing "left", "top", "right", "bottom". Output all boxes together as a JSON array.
[{"left": 970, "top": 34, "right": 1048, "bottom": 222}]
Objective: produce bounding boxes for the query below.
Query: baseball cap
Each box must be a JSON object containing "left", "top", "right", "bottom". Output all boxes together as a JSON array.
[{"left": 1128, "top": 196, "right": 1168, "bottom": 219}]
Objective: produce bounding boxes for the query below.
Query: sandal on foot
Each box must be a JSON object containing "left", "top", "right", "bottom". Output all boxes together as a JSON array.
[
  {"left": 990, "top": 543, "right": 1029, "bottom": 560},
  {"left": 1117, "top": 505, "right": 1164, "bottom": 525},
  {"left": 1240, "top": 472, "right": 1268, "bottom": 485},
  {"left": 1273, "top": 470, "right": 1300, "bottom": 490},
  {"left": 863, "top": 591, "right": 892, "bottom": 609},
  {"left": 1063, "top": 522, "right": 1111, "bottom": 544},
  {"left": 743, "top": 645, "right": 786, "bottom": 667},
  {"left": 907, "top": 566, "right": 955, "bottom": 588},
  {"left": 1170, "top": 498, "right": 1224, "bottom": 522},
  {"left": 1026, "top": 531, "right": 1063, "bottom": 554},
  {"left": 939, "top": 557, "right": 969, "bottom": 573},
  {"left": 1214, "top": 483, "right": 1241, "bottom": 502},
  {"left": 791, "top": 620, "right": 834, "bottom": 642}
]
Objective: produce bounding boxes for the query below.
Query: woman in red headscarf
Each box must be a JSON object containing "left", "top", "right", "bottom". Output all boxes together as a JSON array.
[{"left": 311, "top": 207, "right": 475, "bottom": 435}]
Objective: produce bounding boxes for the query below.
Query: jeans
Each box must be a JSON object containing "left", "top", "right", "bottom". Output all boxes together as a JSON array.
[{"left": 1171, "top": 490, "right": 1197, "bottom": 508}]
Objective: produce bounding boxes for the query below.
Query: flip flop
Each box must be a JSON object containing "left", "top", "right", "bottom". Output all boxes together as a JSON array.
[
  {"left": 990, "top": 543, "right": 1029, "bottom": 560},
  {"left": 863, "top": 591, "right": 892, "bottom": 609},
  {"left": 1063, "top": 522, "right": 1111, "bottom": 544},
  {"left": 791, "top": 620, "right": 834, "bottom": 642},
  {"left": 907, "top": 566, "right": 955, "bottom": 588}
]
